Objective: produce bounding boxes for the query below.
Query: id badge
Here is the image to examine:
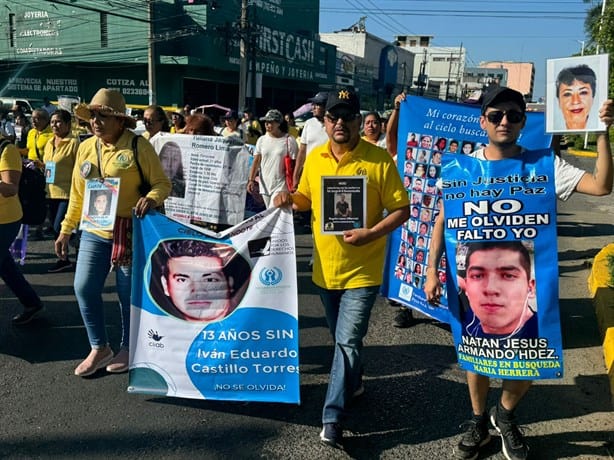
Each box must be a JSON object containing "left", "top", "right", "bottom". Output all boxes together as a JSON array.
[{"left": 45, "top": 162, "right": 56, "bottom": 184}]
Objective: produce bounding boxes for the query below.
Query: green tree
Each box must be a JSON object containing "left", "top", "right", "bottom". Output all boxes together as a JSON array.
[{"left": 583, "top": 0, "right": 614, "bottom": 94}]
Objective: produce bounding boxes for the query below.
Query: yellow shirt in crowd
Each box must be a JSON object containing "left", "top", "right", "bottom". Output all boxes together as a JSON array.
[
  {"left": 26, "top": 126, "right": 53, "bottom": 161},
  {"left": 298, "top": 138, "right": 409, "bottom": 289},
  {"left": 0, "top": 143, "right": 23, "bottom": 224},
  {"left": 43, "top": 134, "right": 79, "bottom": 200}
]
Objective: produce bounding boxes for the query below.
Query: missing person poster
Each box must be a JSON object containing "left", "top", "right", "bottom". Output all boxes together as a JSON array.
[
  {"left": 321, "top": 176, "right": 366, "bottom": 234},
  {"left": 546, "top": 54, "right": 609, "bottom": 133},
  {"left": 150, "top": 133, "right": 250, "bottom": 227},
  {"left": 382, "top": 96, "right": 552, "bottom": 323},
  {"left": 441, "top": 149, "right": 563, "bottom": 380},
  {"left": 80, "top": 178, "right": 120, "bottom": 231},
  {"left": 129, "top": 207, "right": 300, "bottom": 403}
]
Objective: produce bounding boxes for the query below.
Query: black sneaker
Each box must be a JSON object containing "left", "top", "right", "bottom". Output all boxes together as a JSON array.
[
  {"left": 47, "top": 259, "right": 73, "bottom": 273},
  {"left": 490, "top": 406, "right": 528, "bottom": 460},
  {"left": 12, "top": 305, "right": 45, "bottom": 326},
  {"left": 393, "top": 307, "right": 416, "bottom": 328},
  {"left": 319, "top": 423, "right": 343, "bottom": 449},
  {"left": 455, "top": 417, "right": 491, "bottom": 460}
]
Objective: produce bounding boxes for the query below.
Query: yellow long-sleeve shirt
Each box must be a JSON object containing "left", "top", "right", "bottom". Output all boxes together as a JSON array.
[
  {"left": 43, "top": 134, "right": 79, "bottom": 200},
  {"left": 61, "top": 130, "right": 171, "bottom": 239}
]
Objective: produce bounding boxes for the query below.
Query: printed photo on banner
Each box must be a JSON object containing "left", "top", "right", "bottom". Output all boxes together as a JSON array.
[
  {"left": 546, "top": 54, "right": 610, "bottom": 133},
  {"left": 148, "top": 239, "right": 251, "bottom": 323},
  {"left": 129, "top": 208, "right": 300, "bottom": 403},
  {"left": 321, "top": 176, "right": 366, "bottom": 234},
  {"left": 456, "top": 240, "right": 538, "bottom": 339},
  {"left": 440, "top": 149, "right": 563, "bottom": 380},
  {"left": 80, "top": 178, "right": 120, "bottom": 231}
]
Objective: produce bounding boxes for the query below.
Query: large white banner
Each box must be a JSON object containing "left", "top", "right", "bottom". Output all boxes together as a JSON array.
[
  {"left": 150, "top": 133, "right": 250, "bottom": 227},
  {"left": 128, "top": 208, "right": 300, "bottom": 403}
]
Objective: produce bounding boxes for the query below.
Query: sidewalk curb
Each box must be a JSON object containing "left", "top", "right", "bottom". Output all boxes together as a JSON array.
[
  {"left": 566, "top": 148, "right": 598, "bottom": 158},
  {"left": 589, "top": 243, "right": 614, "bottom": 406}
]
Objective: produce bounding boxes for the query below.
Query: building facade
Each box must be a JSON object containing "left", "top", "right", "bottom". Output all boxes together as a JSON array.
[
  {"left": 0, "top": 0, "right": 336, "bottom": 114},
  {"left": 395, "top": 35, "right": 465, "bottom": 101},
  {"left": 320, "top": 21, "right": 414, "bottom": 110},
  {"left": 479, "top": 61, "right": 535, "bottom": 101},
  {"left": 462, "top": 66, "right": 508, "bottom": 100}
]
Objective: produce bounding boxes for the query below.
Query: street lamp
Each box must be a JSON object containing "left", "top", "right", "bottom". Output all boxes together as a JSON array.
[{"left": 576, "top": 39, "right": 585, "bottom": 56}]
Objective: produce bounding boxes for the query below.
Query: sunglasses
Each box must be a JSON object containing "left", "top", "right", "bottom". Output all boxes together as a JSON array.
[
  {"left": 485, "top": 110, "right": 524, "bottom": 124},
  {"left": 325, "top": 112, "right": 359, "bottom": 124}
]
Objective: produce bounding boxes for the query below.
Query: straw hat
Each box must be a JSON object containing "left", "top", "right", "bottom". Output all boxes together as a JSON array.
[{"left": 74, "top": 88, "right": 137, "bottom": 129}]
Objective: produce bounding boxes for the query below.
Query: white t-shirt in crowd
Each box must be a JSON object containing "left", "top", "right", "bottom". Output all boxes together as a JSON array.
[
  {"left": 469, "top": 148, "right": 585, "bottom": 201},
  {"left": 255, "top": 133, "right": 298, "bottom": 207},
  {"left": 299, "top": 117, "right": 328, "bottom": 156}
]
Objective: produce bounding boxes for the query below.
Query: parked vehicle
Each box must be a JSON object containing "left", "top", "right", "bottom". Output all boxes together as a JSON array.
[{"left": 0, "top": 97, "right": 35, "bottom": 115}]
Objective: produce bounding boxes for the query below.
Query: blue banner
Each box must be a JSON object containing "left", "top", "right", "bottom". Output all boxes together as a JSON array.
[
  {"left": 382, "top": 96, "right": 552, "bottom": 323},
  {"left": 441, "top": 150, "right": 563, "bottom": 379},
  {"left": 128, "top": 208, "right": 300, "bottom": 403}
]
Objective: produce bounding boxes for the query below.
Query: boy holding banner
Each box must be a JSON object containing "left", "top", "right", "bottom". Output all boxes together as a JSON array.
[{"left": 425, "top": 87, "right": 613, "bottom": 460}]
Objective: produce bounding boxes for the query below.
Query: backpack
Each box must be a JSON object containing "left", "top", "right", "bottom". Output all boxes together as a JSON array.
[{"left": 0, "top": 139, "right": 47, "bottom": 225}]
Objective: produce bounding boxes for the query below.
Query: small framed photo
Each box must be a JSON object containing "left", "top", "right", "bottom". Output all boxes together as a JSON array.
[{"left": 546, "top": 54, "right": 609, "bottom": 133}]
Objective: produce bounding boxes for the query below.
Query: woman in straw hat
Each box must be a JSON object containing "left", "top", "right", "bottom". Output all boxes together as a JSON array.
[{"left": 55, "top": 88, "right": 171, "bottom": 377}]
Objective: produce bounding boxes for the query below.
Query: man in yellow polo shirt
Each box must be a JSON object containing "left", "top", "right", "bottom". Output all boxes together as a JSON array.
[{"left": 273, "top": 88, "right": 409, "bottom": 449}]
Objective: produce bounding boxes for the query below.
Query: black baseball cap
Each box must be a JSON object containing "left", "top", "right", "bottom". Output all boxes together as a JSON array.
[
  {"left": 308, "top": 91, "right": 328, "bottom": 105},
  {"left": 481, "top": 87, "right": 526, "bottom": 114},
  {"left": 325, "top": 88, "right": 360, "bottom": 114}
]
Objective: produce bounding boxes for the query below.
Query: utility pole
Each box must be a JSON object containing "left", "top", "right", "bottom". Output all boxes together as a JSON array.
[
  {"left": 445, "top": 51, "right": 453, "bottom": 101},
  {"left": 147, "top": 0, "right": 156, "bottom": 105},
  {"left": 238, "top": 0, "right": 248, "bottom": 112}
]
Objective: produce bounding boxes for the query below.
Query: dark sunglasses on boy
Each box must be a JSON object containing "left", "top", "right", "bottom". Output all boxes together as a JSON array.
[{"left": 485, "top": 110, "right": 524, "bottom": 124}]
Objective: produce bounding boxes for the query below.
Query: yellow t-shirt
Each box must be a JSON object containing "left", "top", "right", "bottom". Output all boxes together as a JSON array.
[
  {"left": 26, "top": 126, "right": 53, "bottom": 161},
  {"left": 298, "top": 138, "right": 409, "bottom": 289},
  {"left": 0, "top": 143, "right": 23, "bottom": 224},
  {"left": 43, "top": 134, "right": 79, "bottom": 200},
  {"left": 61, "top": 130, "right": 171, "bottom": 239}
]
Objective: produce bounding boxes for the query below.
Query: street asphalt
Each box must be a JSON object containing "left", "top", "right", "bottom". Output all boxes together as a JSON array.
[{"left": 0, "top": 151, "right": 612, "bottom": 459}]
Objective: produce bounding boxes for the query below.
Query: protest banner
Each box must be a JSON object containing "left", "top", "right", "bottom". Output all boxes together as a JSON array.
[
  {"left": 150, "top": 133, "right": 250, "bottom": 227},
  {"left": 382, "top": 96, "right": 552, "bottom": 323},
  {"left": 129, "top": 208, "right": 300, "bottom": 403},
  {"left": 441, "top": 149, "right": 563, "bottom": 380}
]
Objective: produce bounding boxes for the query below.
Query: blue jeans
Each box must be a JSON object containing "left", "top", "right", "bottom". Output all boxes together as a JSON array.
[
  {"left": 317, "top": 285, "right": 379, "bottom": 424},
  {"left": 0, "top": 220, "right": 41, "bottom": 308},
  {"left": 48, "top": 199, "right": 69, "bottom": 235},
  {"left": 74, "top": 231, "right": 131, "bottom": 349}
]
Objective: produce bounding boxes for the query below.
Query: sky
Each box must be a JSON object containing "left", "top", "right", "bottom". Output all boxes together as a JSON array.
[{"left": 318, "top": 0, "right": 599, "bottom": 101}]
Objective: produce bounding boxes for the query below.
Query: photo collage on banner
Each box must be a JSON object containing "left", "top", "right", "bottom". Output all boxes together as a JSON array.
[{"left": 382, "top": 96, "right": 552, "bottom": 324}]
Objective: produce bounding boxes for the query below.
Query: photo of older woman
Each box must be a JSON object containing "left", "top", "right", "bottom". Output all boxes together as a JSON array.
[{"left": 546, "top": 54, "right": 609, "bottom": 133}]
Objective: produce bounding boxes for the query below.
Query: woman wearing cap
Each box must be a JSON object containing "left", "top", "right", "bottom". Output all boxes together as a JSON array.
[
  {"left": 221, "top": 110, "right": 242, "bottom": 139},
  {"left": 247, "top": 109, "right": 298, "bottom": 207},
  {"left": 170, "top": 112, "right": 185, "bottom": 133},
  {"left": 56, "top": 88, "right": 171, "bottom": 377},
  {"left": 142, "top": 105, "right": 170, "bottom": 141},
  {"left": 43, "top": 109, "right": 79, "bottom": 273}
]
